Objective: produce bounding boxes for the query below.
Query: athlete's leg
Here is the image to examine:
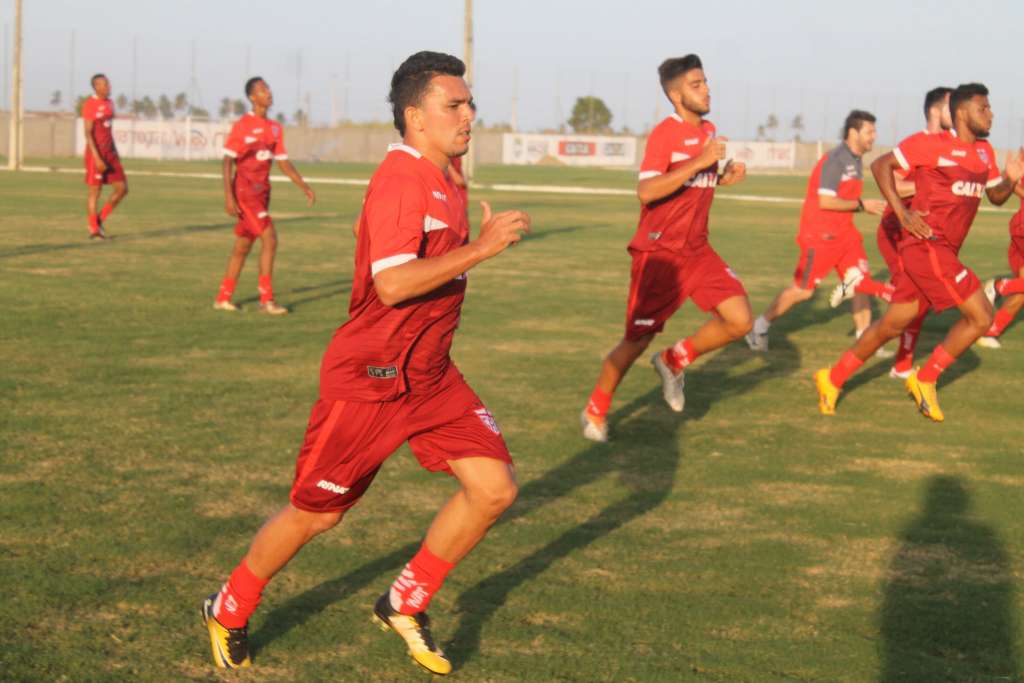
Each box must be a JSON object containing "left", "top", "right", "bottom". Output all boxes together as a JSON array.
[
  {"left": 215, "top": 236, "right": 254, "bottom": 305},
  {"left": 99, "top": 179, "right": 128, "bottom": 222},
  {"left": 761, "top": 285, "right": 814, "bottom": 323},
  {"left": 929, "top": 288, "right": 993, "bottom": 359},
  {"left": 594, "top": 333, "right": 655, "bottom": 395},
  {"left": 258, "top": 224, "right": 278, "bottom": 280},
  {"left": 690, "top": 294, "right": 753, "bottom": 353},
  {"left": 851, "top": 292, "right": 872, "bottom": 335},
  {"left": 87, "top": 185, "right": 102, "bottom": 234},
  {"left": 243, "top": 504, "right": 344, "bottom": 580}
]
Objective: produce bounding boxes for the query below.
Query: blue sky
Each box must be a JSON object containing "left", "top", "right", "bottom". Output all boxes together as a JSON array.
[{"left": 6, "top": 0, "right": 1024, "bottom": 147}]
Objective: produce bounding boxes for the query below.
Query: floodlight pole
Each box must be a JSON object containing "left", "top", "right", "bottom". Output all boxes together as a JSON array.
[
  {"left": 8, "top": 0, "right": 22, "bottom": 170},
  {"left": 463, "top": 0, "right": 474, "bottom": 182}
]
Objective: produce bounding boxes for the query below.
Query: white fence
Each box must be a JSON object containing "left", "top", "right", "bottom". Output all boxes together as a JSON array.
[
  {"left": 502, "top": 133, "right": 637, "bottom": 167},
  {"left": 75, "top": 117, "right": 232, "bottom": 160},
  {"left": 724, "top": 140, "right": 796, "bottom": 170}
]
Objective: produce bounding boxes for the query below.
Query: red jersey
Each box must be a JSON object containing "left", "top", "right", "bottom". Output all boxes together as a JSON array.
[
  {"left": 222, "top": 112, "right": 287, "bottom": 197},
  {"left": 1010, "top": 181, "right": 1024, "bottom": 238},
  {"left": 319, "top": 144, "right": 469, "bottom": 403},
  {"left": 82, "top": 96, "right": 117, "bottom": 159},
  {"left": 798, "top": 143, "right": 863, "bottom": 247},
  {"left": 894, "top": 130, "right": 1001, "bottom": 251},
  {"left": 630, "top": 115, "right": 719, "bottom": 254}
]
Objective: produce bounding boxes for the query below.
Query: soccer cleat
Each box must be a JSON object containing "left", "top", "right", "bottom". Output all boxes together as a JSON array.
[
  {"left": 975, "top": 335, "right": 1002, "bottom": 349},
  {"left": 202, "top": 593, "right": 251, "bottom": 669},
  {"left": 580, "top": 409, "right": 608, "bottom": 442},
  {"left": 828, "top": 267, "right": 865, "bottom": 308},
  {"left": 906, "top": 370, "right": 944, "bottom": 422},
  {"left": 745, "top": 329, "right": 768, "bottom": 352},
  {"left": 213, "top": 300, "right": 241, "bottom": 312},
  {"left": 371, "top": 593, "right": 452, "bottom": 676},
  {"left": 983, "top": 278, "right": 997, "bottom": 307},
  {"left": 651, "top": 352, "right": 685, "bottom": 413},
  {"left": 814, "top": 368, "right": 840, "bottom": 416},
  {"left": 259, "top": 300, "right": 289, "bottom": 316},
  {"left": 89, "top": 227, "right": 106, "bottom": 240},
  {"left": 889, "top": 366, "right": 913, "bottom": 380}
]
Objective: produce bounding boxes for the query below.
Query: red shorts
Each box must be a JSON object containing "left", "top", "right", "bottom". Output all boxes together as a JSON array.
[
  {"left": 625, "top": 246, "right": 747, "bottom": 341},
  {"left": 891, "top": 242, "right": 980, "bottom": 312},
  {"left": 1009, "top": 235, "right": 1024, "bottom": 275},
  {"left": 290, "top": 367, "right": 512, "bottom": 513},
  {"left": 876, "top": 215, "right": 903, "bottom": 277},
  {"left": 793, "top": 236, "right": 870, "bottom": 290},
  {"left": 234, "top": 192, "right": 272, "bottom": 239},
  {"left": 84, "top": 150, "right": 125, "bottom": 186}
]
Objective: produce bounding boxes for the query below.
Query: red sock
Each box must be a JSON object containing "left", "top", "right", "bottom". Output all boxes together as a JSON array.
[
  {"left": 258, "top": 275, "right": 273, "bottom": 304},
  {"left": 586, "top": 387, "right": 612, "bottom": 419},
  {"left": 829, "top": 350, "right": 864, "bottom": 388},
  {"left": 996, "top": 278, "right": 1024, "bottom": 296},
  {"left": 893, "top": 308, "right": 928, "bottom": 373},
  {"left": 99, "top": 203, "right": 114, "bottom": 222},
  {"left": 854, "top": 277, "right": 893, "bottom": 300},
  {"left": 917, "top": 344, "right": 956, "bottom": 383},
  {"left": 213, "top": 560, "right": 269, "bottom": 629},
  {"left": 389, "top": 543, "right": 455, "bottom": 615},
  {"left": 88, "top": 213, "right": 100, "bottom": 233},
  {"left": 664, "top": 338, "right": 698, "bottom": 372},
  {"left": 217, "top": 277, "right": 236, "bottom": 303},
  {"left": 987, "top": 308, "right": 1017, "bottom": 337}
]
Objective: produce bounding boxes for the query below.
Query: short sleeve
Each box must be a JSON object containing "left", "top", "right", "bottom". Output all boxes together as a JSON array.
[
  {"left": 82, "top": 100, "right": 96, "bottom": 122},
  {"left": 982, "top": 142, "right": 1002, "bottom": 187},
  {"left": 366, "top": 175, "right": 427, "bottom": 276},
  {"left": 272, "top": 125, "right": 288, "bottom": 160},
  {"left": 817, "top": 151, "right": 845, "bottom": 196},
  {"left": 894, "top": 132, "right": 932, "bottom": 172},
  {"left": 638, "top": 126, "right": 671, "bottom": 180},
  {"left": 222, "top": 121, "right": 244, "bottom": 158}
]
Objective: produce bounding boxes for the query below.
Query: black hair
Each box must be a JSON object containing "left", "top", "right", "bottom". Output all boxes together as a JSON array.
[
  {"left": 949, "top": 83, "right": 989, "bottom": 119},
  {"left": 842, "top": 109, "right": 876, "bottom": 139},
  {"left": 245, "top": 76, "right": 265, "bottom": 98},
  {"left": 388, "top": 51, "right": 466, "bottom": 136},
  {"left": 923, "top": 86, "right": 952, "bottom": 119},
  {"left": 90, "top": 73, "right": 106, "bottom": 88},
  {"left": 657, "top": 54, "right": 703, "bottom": 94}
]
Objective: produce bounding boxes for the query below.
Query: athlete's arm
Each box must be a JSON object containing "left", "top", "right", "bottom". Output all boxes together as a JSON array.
[
  {"left": 818, "top": 195, "right": 884, "bottom": 214},
  {"left": 83, "top": 119, "right": 106, "bottom": 172},
  {"left": 373, "top": 202, "right": 530, "bottom": 306},
  {"left": 636, "top": 136, "right": 726, "bottom": 204},
  {"left": 1015, "top": 180, "right": 1024, "bottom": 201},
  {"left": 276, "top": 159, "right": 316, "bottom": 206},
  {"left": 985, "top": 150, "right": 1024, "bottom": 206},
  {"left": 717, "top": 161, "right": 746, "bottom": 186},
  {"left": 895, "top": 176, "right": 916, "bottom": 198},
  {"left": 872, "top": 152, "right": 931, "bottom": 239},
  {"left": 222, "top": 156, "right": 240, "bottom": 217}
]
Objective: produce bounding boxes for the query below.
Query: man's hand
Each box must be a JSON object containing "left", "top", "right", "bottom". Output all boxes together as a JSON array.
[
  {"left": 898, "top": 208, "right": 933, "bottom": 240},
  {"left": 475, "top": 201, "right": 531, "bottom": 258},
  {"left": 1004, "top": 148, "right": 1024, "bottom": 185},
  {"left": 697, "top": 135, "right": 728, "bottom": 167},
  {"left": 94, "top": 157, "right": 107, "bottom": 173},
  {"left": 225, "top": 196, "right": 241, "bottom": 217},
  {"left": 303, "top": 185, "right": 316, "bottom": 207},
  {"left": 862, "top": 199, "right": 887, "bottom": 216},
  {"left": 719, "top": 160, "right": 746, "bottom": 186}
]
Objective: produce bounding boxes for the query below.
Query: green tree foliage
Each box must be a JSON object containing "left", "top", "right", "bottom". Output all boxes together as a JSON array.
[
  {"left": 568, "top": 96, "right": 613, "bottom": 134},
  {"left": 158, "top": 95, "right": 174, "bottom": 119}
]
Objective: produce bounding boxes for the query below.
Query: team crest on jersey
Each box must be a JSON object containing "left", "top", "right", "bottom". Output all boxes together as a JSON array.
[
  {"left": 977, "top": 148, "right": 989, "bottom": 164},
  {"left": 271, "top": 125, "right": 281, "bottom": 138},
  {"left": 474, "top": 407, "right": 501, "bottom": 434}
]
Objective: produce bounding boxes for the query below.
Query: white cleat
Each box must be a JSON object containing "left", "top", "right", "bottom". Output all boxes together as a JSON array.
[
  {"left": 889, "top": 367, "right": 913, "bottom": 380},
  {"left": 745, "top": 330, "right": 768, "bottom": 352},
  {"left": 259, "top": 300, "right": 289, "bottom": 316},
  {"left": 652, "top": 352, "right": 685, "bottom": 413},
  {"left": 975, "top": 336, "right": 1002, "bottom": 349},
  {"left": 983, "top": 278, "right": 997, "bottom": 307},
  {"left": 580, "top": 410, "right": 608, "bottom": 443},
  {"left": 829, "top": 267, "right": 865, "bottom": 308},
  {"left": 213, "top": 300, "right": 240, "bottom": 312}
]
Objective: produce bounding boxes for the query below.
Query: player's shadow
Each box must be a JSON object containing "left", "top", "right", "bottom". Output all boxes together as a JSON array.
[
  {"left": 878, "top": 475, "right": 1019, "bottom": 682},
  {"left": 521, "top": 224, "right": 588, "bottom": 242},
  {"left": 250, "top": 335, "right": 800, "bottom": 661},
  {"left": 235, "top": 278, "right": 352, "bottom": 310}
]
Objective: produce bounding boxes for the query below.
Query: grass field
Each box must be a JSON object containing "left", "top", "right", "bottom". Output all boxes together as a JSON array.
[{"left": 2, "top": 159, "right": 1022, "bottom": 682}]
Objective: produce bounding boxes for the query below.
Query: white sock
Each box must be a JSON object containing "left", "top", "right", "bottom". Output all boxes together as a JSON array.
[{"left": 754, "top": 315, "right": 770, "bottom": 335}]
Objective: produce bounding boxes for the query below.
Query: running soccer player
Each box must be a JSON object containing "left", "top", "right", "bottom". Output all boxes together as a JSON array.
[
  {"left": 213, "top": 77, "right": 315, "bottom": 315},
  {"left": 977, "top": 183, "right": 1024, "bottom": 348},
  {"left": 814, "top": 83, "right": 1024, "bottom": 421},
  {"left": 877, "top": 87, "right": 953, "bottom": 376},
  {"left": 746, "top": 110, "right": 889, "bottom": 352},
  {"left": 201, "top": 52, "right": 531, "bottom": 674},
  {"left": 82, "top": 74, "right": 127, "bottom": 239},
  {"left": 581, "top": 54, "right": 750, "bottom": 442}
]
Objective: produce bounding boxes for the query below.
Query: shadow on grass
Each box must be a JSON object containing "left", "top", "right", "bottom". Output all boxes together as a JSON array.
[
  {"left": 235, "top": 278, "right": 352, "bottom": 310},
  {"left": 879, "top": 475, "right": 1019, "bottom": 682},
  {"left": 252, "top": 335, "right": 800, "bottom": 665}
]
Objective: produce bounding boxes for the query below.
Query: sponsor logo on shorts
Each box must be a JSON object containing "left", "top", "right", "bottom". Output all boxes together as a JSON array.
[
  {"left": 432, "top": 190, "right": 448, "bottom": 201},
  {"left": 633, "top": 318, "right": 655, "bottom": 326},
  {"left": 474, "top": 407, "right": 501, "bottom": 434},
  {"left": 316, "top": 479, "right": 350, "bottom": 495},
  {"left": 648, "top": 231, "right": 662, "bottom": 240},
  {"left": 955, "top": 269, "right": 968, "bottom": 283},
  {"left": 951, "top": 180, "right": 984, "bottom": 198},
  {"left": 367, "top": 365, "right": 399, "bottom": 379}
]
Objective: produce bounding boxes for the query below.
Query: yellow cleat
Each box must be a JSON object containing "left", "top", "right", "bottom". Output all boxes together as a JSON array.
[
  {"left": 906, "top": 370, "right": 944, "bottom": 422},
  {"left": 814, "top": 368, "right": 840, "bottom": 416},
  {"left": 202, "top": 593, "right": 251, "bottom": 669},
  {"left": 372, "top": 593, "right": 452, "bottom": 675}
]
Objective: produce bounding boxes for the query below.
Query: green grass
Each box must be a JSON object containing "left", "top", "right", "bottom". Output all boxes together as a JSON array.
[{"left": 2, "top": 162, "right": 1022, "bottom": 682}]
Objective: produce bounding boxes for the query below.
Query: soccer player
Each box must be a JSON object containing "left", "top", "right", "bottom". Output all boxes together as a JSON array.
[
  {"left": 745, "top": 111, "right": 889, "bottom": 352},
  {"left": 977, "top": 185, "right": 1024, "bottom": 348},
  {"left": 581, "top": 54, "right": 749, "bottom": 442},
  {"left": 877, "top": 87, "right": 953, "bottom": 376},
  {"left": 814, "top": 83, "right": 1024, "bottom": 421},
  {"left": 82, "top": 74, "right": 127, "bottom": 239},
  {"left": 213, "top": 77, "right": 315, "bottom": 315},
  {"left": 201, "top": 52, "right": 531, "bottom": 674}
]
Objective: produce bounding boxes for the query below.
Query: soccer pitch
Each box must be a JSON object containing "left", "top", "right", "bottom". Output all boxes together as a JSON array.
[{"left": 2, "top": 162, "right": 1022, "bottom": 682}]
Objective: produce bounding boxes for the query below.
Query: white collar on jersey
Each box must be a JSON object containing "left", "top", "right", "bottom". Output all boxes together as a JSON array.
[
  {"left": 670, "top": 112, "right": 684, "bottom": 123},
  {"left": 387, "top": 142, "right": 423, "bottom": 159}
]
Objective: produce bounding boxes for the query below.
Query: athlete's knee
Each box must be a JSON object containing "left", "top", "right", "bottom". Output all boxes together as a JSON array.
[
  {"left": 298, "top": 508, "right": 344, "bottom": 537},
  {"left": 790, "top": 285, "right": 814, "bottom": 302},
  {"left": 235, "top": 238, "right": 254, "bottom": 255},
  {"left": 116, "top": 185, "right": 129, "bottom": 199},
  {"left": 467, "top": 477, "right": 518, "bottom": 518}
]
